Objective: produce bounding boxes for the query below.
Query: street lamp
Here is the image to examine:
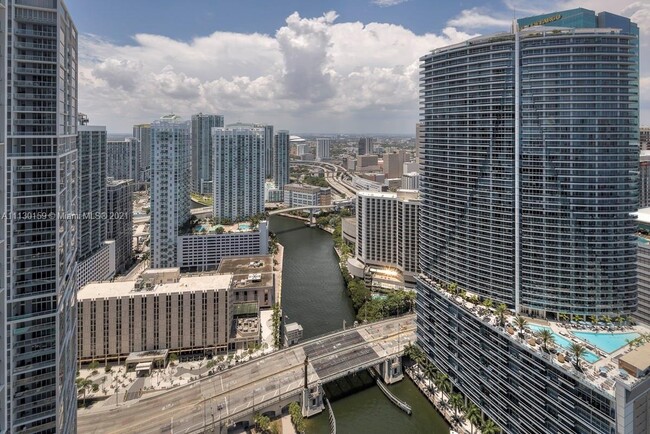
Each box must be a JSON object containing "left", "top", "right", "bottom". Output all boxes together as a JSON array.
[{"left": 216, "top": 403, "right": 224, "bottom": 434}]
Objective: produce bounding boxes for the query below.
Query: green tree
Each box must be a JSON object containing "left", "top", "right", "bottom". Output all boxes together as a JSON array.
[
  {"left": 482, "top": 419, "right": 501, "bottom": 434},
  {"left": 481, "top": 298, "right": 493, "bottom": 314},
  {"left": 271, "top": 303, "right": 282, "bottom": 349},
  {"left": 495, "top": 303, "right": 508, "bottom": 327},
  {"left": 569, "top": 343, "right": 586, "bottom": 372},
  {"left": 76, "top": 377, "right": 93, "bottom": 406},
  {"left": 288, "top": 402, "right": 305, "bottom": 433},
  {"left": 514, "top": 316, "right": 528, "bottom": 338},
  {"left": 536, "top": 328, "right": 555, "bottom": 353},
  {"left": 434, "top": 372, "right": 451, "bottom": 399},
  {"left": 589, "top": 315, "right": 598, "bottom": 325},
  {"left": 169, "top": 353, "right": 178, "bottom": 365},
  {"left": 254, "top": 414, "right": 271, "bottom": 433},
  {"left": 424, "top": 361, "right": 437, "bottom": 392},
  {"left": 466, "top": 402, "right": 482, "bottom": 434},
  {"left": 88, "top": 360, "right": 100, "bottom": 371},
  {"left": 449, "top": 393, "right": 464, "bottom": 420}
]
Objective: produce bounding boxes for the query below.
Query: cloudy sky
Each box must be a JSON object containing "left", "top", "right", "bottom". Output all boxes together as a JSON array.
[{"left": 66, "top": 0, "right": 649, "bottom": 134}]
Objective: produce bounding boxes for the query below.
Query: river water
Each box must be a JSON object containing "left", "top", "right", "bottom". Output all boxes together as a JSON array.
[{"left": 269, "top": 216, "right": 449, "bottom": 434}]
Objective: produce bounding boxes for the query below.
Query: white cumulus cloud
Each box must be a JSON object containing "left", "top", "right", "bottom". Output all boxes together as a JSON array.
[{"left": 78, "top": 11, "right": 472, "bottom": 133}]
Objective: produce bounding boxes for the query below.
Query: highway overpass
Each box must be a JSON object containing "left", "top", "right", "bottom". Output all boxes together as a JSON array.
[{"left": 77, "top": 315, "right": 415, "bottom": 434}]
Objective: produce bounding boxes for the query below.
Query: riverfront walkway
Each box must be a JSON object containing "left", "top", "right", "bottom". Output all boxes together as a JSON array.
[
  {"left": 406, "top": 365, "right": 476, "bottom": 434},
  {"left": 78, "top": 315, "right": 415, "bottom": 434}
]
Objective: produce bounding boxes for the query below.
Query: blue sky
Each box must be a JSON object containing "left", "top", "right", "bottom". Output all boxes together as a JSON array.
[
  {"left": 66, "top": 0, "right": 484, "bottom": 44},
  {"left": 69, "top": 0, "right": 649, "bottom": 133}
]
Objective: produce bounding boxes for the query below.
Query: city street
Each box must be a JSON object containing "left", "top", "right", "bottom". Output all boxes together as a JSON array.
[{"left": 78, "top": 315, "right": 415, "bottom": 433}]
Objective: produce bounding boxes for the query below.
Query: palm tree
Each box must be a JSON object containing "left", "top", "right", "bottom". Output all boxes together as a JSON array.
[
  {"left": 481, "top": 298, "right": 493, "bottom": 315},
  {"left": 536, "top": 328, "right": 555, "bottom": 353},
  {"left": 449, "top": 393, "right": 464, "bottom": 420},
  {"left": 448, "top": 282, "right": 458, "bottom": 295},
  {"left": 76, "top": 377, "right": 93, "bottom": 406},
  {"left": 558, "top": 313, "right": 569, "bottom": 323},
  {"left": 616, "top": 316, "right": 624, "bottom": 328},
  {"left": 514, "top": 315, "right": 528, "bottom": 338},
  {"left": 482, "top": 419, "right": 501, "bottom": 434},
  {"left": 602, "top": 315, "right": 612, "bottom": 324},
  {"left": 466, "top": 402, "right": 482, "bottom": 434},
  {"left": 424, "top": 362, "right": 437, "bottom": 392},
  {"left": 589, "top": 315, "right": 598, "bottom": 325},
  {"left": 495, "top": 303, "right": 508, "bottom": 327},
  {"left": 434, "top": 372, "right": 451, "bottom": 400},
  {"left": 569, "top": 342, "right": 586, "bottom": 372}
]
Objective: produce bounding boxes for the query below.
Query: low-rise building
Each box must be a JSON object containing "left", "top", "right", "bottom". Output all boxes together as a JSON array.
[
  {"left": 351, "top": 176, "right": 384, "bottom": 192},
  {"left": 77, "top": 270, "right": 233, "bottom": 363},
  {"left": 284, "top": 322, "right": 303, "bottom": 347},
  {"left": 217, "top": 255, "right": 276, "bottom": 308},
  {"left": 177, "top": 221, "right": 269, "bottom": 272},
  {"left": 283, "top": 184, "right": 331, "bottom": 208}
]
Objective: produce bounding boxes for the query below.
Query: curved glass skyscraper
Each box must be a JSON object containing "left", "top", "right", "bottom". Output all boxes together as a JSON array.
[
  {"left": 419, "top": 8, "right": 639, "bottom": 319},
  {"left": 416, "top": 9, "right": 643, "bottom": 434}
]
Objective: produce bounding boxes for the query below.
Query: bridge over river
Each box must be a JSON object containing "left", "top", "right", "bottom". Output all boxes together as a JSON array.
[{"left": 77, "top": 315, "right": 416, "bottom": 434}]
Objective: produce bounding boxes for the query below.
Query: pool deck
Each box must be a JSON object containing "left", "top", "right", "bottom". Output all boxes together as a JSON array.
[
  {"left": 438, "top": 290, "right": 650, "bottom": 397},
  {"left": 539, "top": 320, "right": 649, "bottom": 393}
]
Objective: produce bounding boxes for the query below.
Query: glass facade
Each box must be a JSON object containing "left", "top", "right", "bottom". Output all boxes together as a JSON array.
[
  {"left": 419, "top": 33, "right": 517, "bottom": 307},
  {"left": 419, "top": 9, "right": 639, "bottom": 318},
  {"left": 4, "top": 0, "right": 79, "bottom": 432}
]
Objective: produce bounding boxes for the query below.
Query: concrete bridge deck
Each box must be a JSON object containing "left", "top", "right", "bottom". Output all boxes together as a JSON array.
[{"left": 77, "top": 315, "right": 415, "bottom": 434}]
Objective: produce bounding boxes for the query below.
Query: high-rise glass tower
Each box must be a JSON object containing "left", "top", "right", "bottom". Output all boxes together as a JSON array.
[
  {"left": 133, "top": 123, "right": 151, "bottom": 184},
  {"left": 77, "top": 125, "right": 107, "bottom": 261},
  {"left": 417, "top": 9, "right": 640, "bottom": 434},
  {"left": 273, "top": 130, "right": 290, "bottom": 192},
  {"left": 316, "top": 138, "right": 331, "bottom": 161},
  {"left": 150, "top": 115, "right": 190, "bottom": 268},
  {"left": 419, "top": 8, "right": 638, "bottom": 319},
  {"left": 213, "top": 126, "right": 265, "bottom": 221},
  {"left": 257, "top": 124, "right": 274, "bottom": 179},
  {"left": 2, "top": 0, "right": 78, "bottom": 431},
  {"left": 191, "top": 113, "right": 224, "bottom": 194},
  {"left": 106, "top": 137, "right": 141, "bottom": 183}
]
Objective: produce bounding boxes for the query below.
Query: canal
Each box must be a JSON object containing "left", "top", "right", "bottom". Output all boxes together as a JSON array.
[{"left": 269, "top": 215, "right": 449, "bottom": 434}]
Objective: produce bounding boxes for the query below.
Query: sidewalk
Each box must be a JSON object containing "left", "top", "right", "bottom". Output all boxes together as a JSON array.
[
  {"left": 406, "top": 366, "right": 476, "bottom": 434},
  {"left": 280, "top": 414, "right": 296, "bottom": 434}
]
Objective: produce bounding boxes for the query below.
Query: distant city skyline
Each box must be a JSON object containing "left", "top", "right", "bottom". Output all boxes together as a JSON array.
[{"left": 67, "top": 0, "right": 649, "bottom": 134}]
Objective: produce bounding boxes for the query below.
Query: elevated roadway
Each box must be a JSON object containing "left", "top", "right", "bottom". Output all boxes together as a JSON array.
[{"left": 77, "top": 315, "right": 415, "bottom": 434}]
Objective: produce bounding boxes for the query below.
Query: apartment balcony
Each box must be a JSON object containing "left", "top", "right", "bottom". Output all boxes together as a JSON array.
[
  {"left": 14, "top": 54, "right": 57, "bottom": 63},
  {"left": 14, "top": 41, "right": 56, "bottom": 51},
  {"left": 13, "top": 28, "right": 57, "bottom": 38},
  {"left": 14, "top": 92, "right": 56, "bottom": 100},
  {"left": 14, "top": 66, "right": 56, "bottom": 75}
]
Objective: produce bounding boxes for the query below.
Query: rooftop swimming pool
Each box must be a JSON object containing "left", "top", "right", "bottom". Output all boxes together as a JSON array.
[
  {"left": 528, "top": 325, "right": 600, "bottom": 364},
  {"left": 571, "top": 331, "right": 640, "bottom": 354}
]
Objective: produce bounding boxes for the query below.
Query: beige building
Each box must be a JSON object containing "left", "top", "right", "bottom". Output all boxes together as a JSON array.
[
  {"left": 77, "top": 269, "right": 234, "bottom": 363},
  {"left": 348, "top": 190, "right": 420, "bottom": 289},
  {"left": 217, "top": 255, "right": 276, "bottom": 308},
  {"left": 283, "top": 183, "right": 331, "bottom": 208}
]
